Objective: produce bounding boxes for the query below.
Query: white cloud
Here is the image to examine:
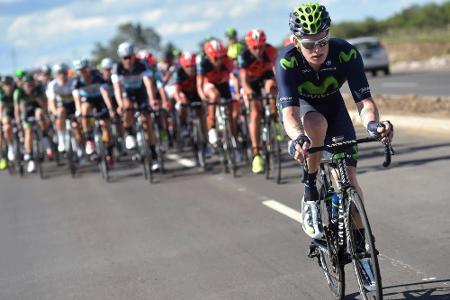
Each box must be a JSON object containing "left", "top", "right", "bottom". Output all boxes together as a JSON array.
[
  {"left": 7, "top": 7, "right": 107, "bottom": 47},
  {"left": 0, "top": 0, "right": 21, "bottom": 3},
  {"left": 139, "top": 9, "right": 164, "bottom": 22},
  {"left": 158, "top": 21, "right": 212, "bottom": 35}
]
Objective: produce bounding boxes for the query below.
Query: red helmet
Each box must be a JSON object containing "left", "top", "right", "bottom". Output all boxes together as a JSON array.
[
  {"left": 283, "top": 35, "right": 295, "bottom": 47},
  {"left": 179, "top": 52, "right": 196, "bottom": 68},
  {"left": 137, "top": 50, "right": 157, "bottom": 67},
  {"left": 204, "top": 40, "right": 227, "bottom": 60},
  {"left": 245, "top": 29, "right": 266, "bottom": 48}
]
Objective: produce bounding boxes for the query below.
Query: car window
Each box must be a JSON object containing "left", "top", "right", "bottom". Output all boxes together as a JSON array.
[{"left": 354, "top": 42, "right": 381, "bottom": 51}]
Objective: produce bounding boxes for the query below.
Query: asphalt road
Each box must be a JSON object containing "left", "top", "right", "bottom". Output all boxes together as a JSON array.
[
  {"left": 0, "top": 126, "right": 449, "bottom": 299},
  {"left": 341, "top": 70, "right": 450, "bottom": 97}
]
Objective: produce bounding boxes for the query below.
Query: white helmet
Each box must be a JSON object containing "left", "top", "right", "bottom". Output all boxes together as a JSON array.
[
  {"left": 100, "top": 57, "right": 114, "bottom": 69},
  {"left": 117, "top": 42, "right": 134, "bottom": 57},
  {"left": 52, "top": 63, "right": 68, "bottom": 75},
  {"left": 73, "top": 58, "right": 89, "bottom": 71}
]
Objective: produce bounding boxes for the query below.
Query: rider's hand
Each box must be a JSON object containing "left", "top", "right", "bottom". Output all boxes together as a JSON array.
[
  {"left": 288, "top": 134, "right": 311, "bottom": 163},
  {"left": 75, "top": 110, "right": 81, "bottom": 118},
  {"left": 367, "top": 120, "right": 394, "bottom": 144},
  {"left": 163, "top": 101, "right": 172, "bottom": 111},
  {"left": 109, "top": 109, "right": 117, "bottom": 118}
]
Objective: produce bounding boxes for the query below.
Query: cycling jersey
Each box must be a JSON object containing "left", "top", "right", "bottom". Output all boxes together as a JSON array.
[
  {"left": 238, "top": 44, "right": 277, "bottom": 79},
  {"left": 13, "top": 87, "right": 45, "bottom": 110},
  {"left": 276, "top": 38, "right": 371, "bottom": 110},
  {"left": 196, "top": 55, "right": 234, "bottom": 85},
  {"left": 275, "top": 38, "right": 371, "bottom": 167},
  {"left": 47, "top": 78, "right": 75, "bottom": 105},
  {"left": 72, "top": 70, "right": 106, "bottom": 103},
  {"left": 174, "top": 66, "right": 201, "bottom": 102},
  {"left": 227, "top": 42, "right": 244, "bottom": 60},
  {"left": 111, "top": 60, "right": 149, "bottom": 104},
  {"left": 0, "top": 88, "right": 16, "bottom": 119}
]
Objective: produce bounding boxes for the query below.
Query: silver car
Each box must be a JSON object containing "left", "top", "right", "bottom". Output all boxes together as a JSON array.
[{"left": 347, "top": 36, "right": 390, "bottom": 76}]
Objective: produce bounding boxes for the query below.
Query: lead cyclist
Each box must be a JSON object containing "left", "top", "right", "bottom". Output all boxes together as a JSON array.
[{"left": 275, "top": 2, "right": 394, "bottom": 241}]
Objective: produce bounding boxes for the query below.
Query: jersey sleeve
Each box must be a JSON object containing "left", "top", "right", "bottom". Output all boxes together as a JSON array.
[
  {"left": 343, "top": 45, "right": 372, "bottom": 103},
  {"left": 237, "top": 50, "right": 248, "bottom": 69},
  {"left": 111, "top": 63, "right": 120, "bottom": 84},
  {"left": 275, "top": 53, "right": 301, "bottom": 109},
  {"left": 266, "top": 45, "right": 278, "bottom": 65},
  {"left": 13, "top": 89, "right": 22, "bottom": 105},
  {"left": 195, "top": 55, "right": 205, "bottom": 75}
]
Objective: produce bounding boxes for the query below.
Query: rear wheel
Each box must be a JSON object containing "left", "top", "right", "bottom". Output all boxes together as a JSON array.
[
  {"left": 346, "top": 188, "right": 383, "bottom": 300},
  {"left": 33, "top": 127, "right": 44, "bottom": 179},
  {"left": 66, "top": 132, "right": 76, "bottom": 178},
  {"left": 225, "top": 122, "right": 237, "bottom": 177}
]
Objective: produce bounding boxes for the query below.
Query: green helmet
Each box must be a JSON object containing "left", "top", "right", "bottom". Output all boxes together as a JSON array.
[
  {"left": 15, "top": 68, "right": 27, "bottom": 79},
  {"left": 225, "top": 27, "right": 237, "bottom": 38},
  {"left": 289, "top": 2, "right": 331, "bottom": 37}
]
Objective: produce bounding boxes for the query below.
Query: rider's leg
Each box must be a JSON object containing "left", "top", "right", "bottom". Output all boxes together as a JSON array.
[
  {"left": 204, "top": 85, "right": 220, "bottom": 131},
  {"left": 56, "top": 106, "right": 66, "bottom": 151},
  {"left": 81, "top": 102, "right": 94, "bottom": 141},
  {"left": 23, "top": 126, "right": 32, "bottom": 156},
  {"left": 302, "top": 111, "right": 328, "bottom": 200},
  {"left": 265, "top": 79, "right": 278, "bottom": 118},
  {"left": 141, "top": 111, "right": 158, "bottom": 160},
  {"left": 249, "top": 98, "right": 263, "bottom": 156},
  {"left": 177, "top": 92, "right": 189, "bottom": 126},
  {"left": 230, "top": 101, "right": 240, "bottom": 138},
  {"left": 122, "top": 99, "right": 134, "bottom": 134}
]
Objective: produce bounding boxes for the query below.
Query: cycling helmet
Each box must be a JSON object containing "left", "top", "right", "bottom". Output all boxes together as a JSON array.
[
  {"left": 289, "top": 2, "right": 331, "bottom": 37},
  {"left": 52, "top": 63, "right": 68, "bottom": 75},
  {"left": 204, "top": 40, "right": 227, "bottom": 60},
  {"left": 0, "top": 75, "right": 14, "bottom": 85},
  {"left": 225, "top": 27, "right": 237, "bottom": 39},
  {"left": 40, "top": 64, "right": 51, "bottom": 75},
  {"left": 172, "top": 48, "right": 182, "bottom": 58},
  {"left": 15, "top": 68, "right": 26, "bottom": 79},
  {"left": 136, "top": 50, "right": 157, "bottom": 67},
  {"left": 245, "top": 29, "right": 266, "bottom": 48},
  {"left": 73, "top": 58, "right": 89, "bottom": 71},
  {"left": 100, "top": 57, "right": 114, "bottom": 69},
  {"left": 23, "top": 74, "right": 34, "bottom": 84},
  {"left": 179, "top": 52, "right": 196, "bottom": 68},
  {"left": 117, "top": 42, "right": 134, "bottom": 57}
]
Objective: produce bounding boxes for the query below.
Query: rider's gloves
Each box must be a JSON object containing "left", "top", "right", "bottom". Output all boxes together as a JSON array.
[
  {"left": 288, "top": 133, "right": 310, "bottom": 157},
  {"left": 367, "top": 121, "right": 383, "bottom": 138}
]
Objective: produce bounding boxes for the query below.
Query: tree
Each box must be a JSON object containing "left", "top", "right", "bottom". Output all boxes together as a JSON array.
[{"left": 91, "top": 22, "right": 163, "bottom": 65}]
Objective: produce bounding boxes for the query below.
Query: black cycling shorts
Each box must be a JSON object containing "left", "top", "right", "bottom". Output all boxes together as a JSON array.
[{"left": 248, "top": 70, "right": 275, "bottom": 97}]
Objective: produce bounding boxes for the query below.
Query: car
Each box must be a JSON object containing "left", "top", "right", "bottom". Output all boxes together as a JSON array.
[{"left": 347, "top": 36, "right": 390, "bottom": 76}]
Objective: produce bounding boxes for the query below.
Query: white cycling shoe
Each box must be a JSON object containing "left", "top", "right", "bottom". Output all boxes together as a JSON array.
[
  {"left": 27, "top": 160, "right": 36, "bottom": 173},
  {"left": 125, "top": 134, "right": 137, "bottom": 150},
  {"left": 208, "top": 128, "right": 218, "bottom": 145},
  {"left": 301, "top": 197, "right": 324, "bottom": 240},
  {"left": 151, "top": 161, "right": 160, "bottom": 172}
]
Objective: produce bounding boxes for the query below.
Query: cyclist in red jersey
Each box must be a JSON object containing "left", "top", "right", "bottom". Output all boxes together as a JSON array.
[
  {"left": 197, "top": 39, "right": 240, "bottom": 145},
  {"left": 174, "top": 52, "right": 207, "bottom": 138},
  {"left": 238, "top": 29, "right": 279, "bottom": 174}
]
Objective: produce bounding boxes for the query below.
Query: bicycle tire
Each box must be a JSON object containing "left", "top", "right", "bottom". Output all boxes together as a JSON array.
[
  {"left": 193, "top": 121, "right": 206, "bottom": 171},
  {"left": 33, "top": 127, "right": 44, "bottom": 179},
  {"left": 225, "top": 121, "right": 237, "bottom": 177},
  {"left": 14, "top": 132, "right": 24, "bottom": 177},
  {"left": 345, "top": 188, "right": 383, "bottom": 300},
  {"left": 316, "top": 181, "right": 345, "bottom": 299},
  {"left": 66, "top": 131, "right": 76, "bottom": 178},
  {"left": 137, "top": 126, "right": 153, "bottom": 183},
  {"left": 94, "top": 125, "right": 109, "bottom": 182},
  {"left": 263, "top": 122, "right": 271, "bottom": 180},
  {"left": 269, "top": 121, "right": 282, "bottom": 184}
]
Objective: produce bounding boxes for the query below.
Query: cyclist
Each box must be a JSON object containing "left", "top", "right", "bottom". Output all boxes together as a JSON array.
[
  {"left": 197, "top": 39, "right": 240, "bottom": 145},
  {"left": 111, "top": 42, "right": 159, "bottom": 171},
  {"left": 173, "top": 52, "right": 207, "bottom": 142},
  {"left": 15, "top": 69, "right": 27, "bottom": 88},
  {"left": 276, "top": 2, "right": 394, "bottom": 240},
  {"left": 99, "top": 58, "right": 118, "bottom": 118},
  {"left": 47, "top": 63, "right": 83, "bottom": 156},
  {"left": 238, "top": 29, "right": 279, "bottom": 174},
  {"left": 0, "top": 76, "right": 18, "bottom": 170},
  {"left": 72, "top": 58, "right": 113, "bottom": 164},
  {"left": 225, "top": 27, "right": 244, "bottom": 62},
  {"left": 13, "top": 75, "right": 51, "bottom": 172}
]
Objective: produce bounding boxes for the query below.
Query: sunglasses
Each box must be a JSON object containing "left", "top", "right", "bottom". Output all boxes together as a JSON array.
[
  {"left": 298, "top": 34, "right": 330, "bottom": 50},
  {"left": 251, "top": 45, "right": 264, "bottom": 50},
  {"left": 121, "top": 55, "right": 132, "bottom": 60}
]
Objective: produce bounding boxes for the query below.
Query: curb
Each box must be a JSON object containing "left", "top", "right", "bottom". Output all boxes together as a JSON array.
[{"left": 348, "top": 111, "right": 450, "bottom": 136}]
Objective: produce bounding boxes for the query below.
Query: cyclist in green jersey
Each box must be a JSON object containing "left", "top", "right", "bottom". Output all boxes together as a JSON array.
[
  {"left": 14, "top": 75, "right": 51, "bottom": 173},
  {"left": 0, "top": 76, "right": 19, "bottom": 169}
]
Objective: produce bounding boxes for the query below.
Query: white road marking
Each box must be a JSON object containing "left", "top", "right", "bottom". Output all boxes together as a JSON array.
[
  {"left": 262, "top": 200, "right": 302, "bottom": 224},
  {"left": 166, "top": 154, "right": 196, "bottom": 168},
  {"left": 381, "top": 82, "right": 418, "bottom": 88}
]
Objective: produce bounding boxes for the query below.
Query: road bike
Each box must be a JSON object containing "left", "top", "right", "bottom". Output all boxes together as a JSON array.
[{"left": 303, "top": 135, "right": 393, "bottom": 300}]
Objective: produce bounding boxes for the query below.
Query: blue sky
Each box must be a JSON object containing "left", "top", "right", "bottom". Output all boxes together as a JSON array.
[{"left": 0, "top": 0, "right": 446, "bottom": 74}]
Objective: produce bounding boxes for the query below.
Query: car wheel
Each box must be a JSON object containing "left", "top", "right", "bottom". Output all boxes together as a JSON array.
[
  {"left": 371, "top": 70, "right": 377, "bottom": 77},
  {"left": 383, "top": 66, "right": 390, "bottom": 75}
]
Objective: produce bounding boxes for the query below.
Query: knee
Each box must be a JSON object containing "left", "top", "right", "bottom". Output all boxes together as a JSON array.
[{"left": 303, "top": 112, "right": 328, "bottom": 134}]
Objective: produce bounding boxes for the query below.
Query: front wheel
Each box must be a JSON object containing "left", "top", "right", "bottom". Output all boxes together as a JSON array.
[{"left": 345, "top": 188, "right": 383, "bottom": 300}]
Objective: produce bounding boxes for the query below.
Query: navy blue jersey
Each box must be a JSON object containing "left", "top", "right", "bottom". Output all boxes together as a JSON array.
[
  {"left": 111, "top": 60, "right": 147, "bottom": 92},
  {"left": 275, "top": 38, "right": 371, "bottom": 110},
  {"left": 174, "top": 66, "right": 196, "bottom": 94},
  {"left": 72, "top": 70, "right": 106, "bottom": 102}
]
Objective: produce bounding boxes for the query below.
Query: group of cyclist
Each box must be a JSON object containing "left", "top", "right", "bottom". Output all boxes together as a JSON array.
[{"left": 0, "top": 25, "right": 286, "bottom": 176}]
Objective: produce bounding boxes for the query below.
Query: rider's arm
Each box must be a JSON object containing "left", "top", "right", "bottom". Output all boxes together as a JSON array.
[
  {"left": 100, "top": 85, "right": 114, "bottom": 113},
  {"left": 238, "top": 68, "right": 253, "bottom": 96},
  {"left": 13, "top": 90, "right": 21, "bottom": 124},
  {"left": 356, "top": 98, "right": 379, "bottom": 128},
  {"left": 142, "top": 75, "right": 157, "bottom": 105},
  {"left": 72, "top": 89, "right": 82, "bottom": 115},
  {"left": 46, "top": 83, "right": 57, "bottom": 115},
  {"left": 173, "top": 84, "right": 183, "bottom": 103},
  {"left": 111, "top": 67, "right": 123, "bottom": 109},
  {"left": 196, "top": 74, "right": 206, "bottom": 101},
  {"left": 229, "top": 72, "right": 240, "bottom": 99}
]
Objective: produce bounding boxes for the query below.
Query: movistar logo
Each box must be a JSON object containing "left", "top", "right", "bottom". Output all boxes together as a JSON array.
[
  {"left": 298, "top": 76, "right": 338, "bottom": 95},
  {"left": 279, "top": 56, "right": 298, "bottom": 70},
  {"left": 339, "top": 49, "right": 357, "bottom": 63}
]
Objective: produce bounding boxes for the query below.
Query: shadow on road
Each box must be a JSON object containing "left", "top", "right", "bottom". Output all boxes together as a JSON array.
[{"left": 346, "top": 279, "right": 450, "bottom": 299}]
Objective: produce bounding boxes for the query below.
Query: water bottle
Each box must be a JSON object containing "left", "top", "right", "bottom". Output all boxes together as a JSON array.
[{"left": 331, "top": 192, "right": 340, "bottom": 221}]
